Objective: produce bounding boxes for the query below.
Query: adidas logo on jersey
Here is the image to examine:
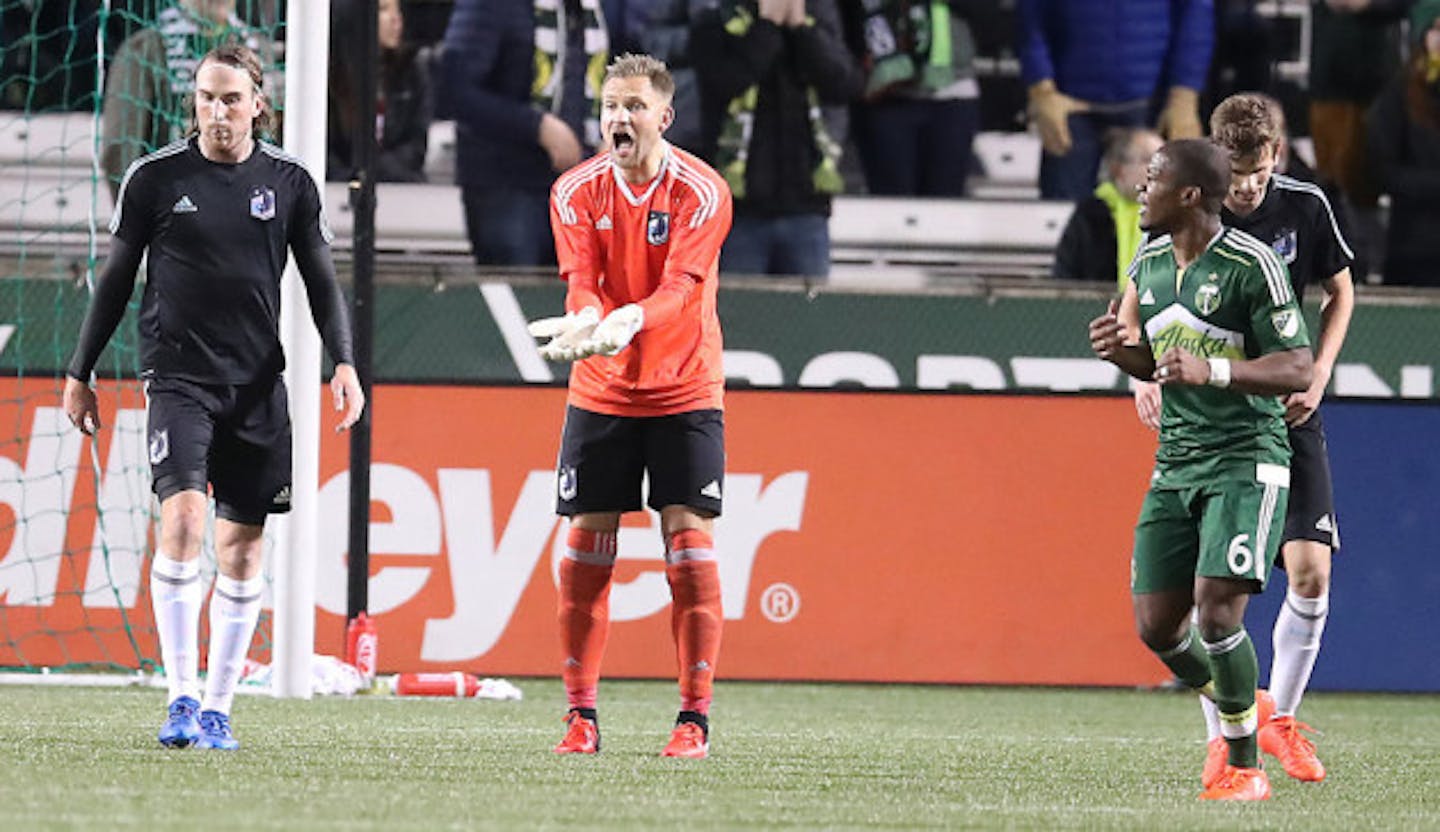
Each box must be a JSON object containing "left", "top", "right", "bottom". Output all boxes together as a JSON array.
[
  {"left": 594, "top": 214, "right": 612, "bottom": 230},
  {"left": 1140, "top": 288, "right": 1156, "bottom": 305},
  {"left": 171, "top": 195, "right": 198, "bottom": 214},
  {"left": 699, "top": 480, "right": 722, "bottom": 500},
  {"left": 1315, "top": 514, "right": 1333, "bottom": 533}
]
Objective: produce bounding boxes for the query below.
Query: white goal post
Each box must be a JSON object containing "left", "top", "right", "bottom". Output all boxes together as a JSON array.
[{"left": 274, "top": 0, "right": 332, "bottom": 699}]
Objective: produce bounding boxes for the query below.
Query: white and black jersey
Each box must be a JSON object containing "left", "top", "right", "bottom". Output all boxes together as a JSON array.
[
  {"left": 70, "top": 136, "right": 353, "bottom": 384},
  {"left": 1222, "top": 175, "right": 1348, "bottom": 548},
  {"left": 1220, "top": 173, "right": 1353, "bottom": 305}
]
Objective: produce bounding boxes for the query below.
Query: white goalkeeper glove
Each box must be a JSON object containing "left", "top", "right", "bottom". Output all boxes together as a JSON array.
[
  {"left": 580, "top": 303, "right": 644, "bottom": 357},
  {"left": 527, "top": 306, "right": 600, "bottom": 362}
]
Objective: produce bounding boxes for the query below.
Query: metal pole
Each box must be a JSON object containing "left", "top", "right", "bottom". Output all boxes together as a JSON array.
[
  {"left": 347, "top": 0, "right": 378, "bottom": 622},
  {"left": 274, "top": 0, "right": 330, "bottom": 699}
]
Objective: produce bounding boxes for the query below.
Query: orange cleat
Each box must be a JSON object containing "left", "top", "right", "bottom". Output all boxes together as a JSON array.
[
  {"left": 1201, "top": 690, "right": 1272, "bottom": 787},
  {"left": 1259, "top": 716, "right": 1325, "bottom": 782},
  {"left": 660, "top": 721, "right": 709, "bottom": 759},
  {"left": 1201, "top": 737, "right": 1228, "bottom": 788},
  {"left": 553, "top": 710, "right": 600, "bottom": 754},
  {"left": 1199, "top": 765, "right": 1272, "bottom": 801}
]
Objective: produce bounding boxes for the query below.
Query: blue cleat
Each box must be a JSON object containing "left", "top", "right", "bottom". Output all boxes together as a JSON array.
[
  {"left": 157, "top": 696, "right": 201, "bottom": 748},
  {"left": 196, "top": 710, "right": 240, "bottom": 750}
]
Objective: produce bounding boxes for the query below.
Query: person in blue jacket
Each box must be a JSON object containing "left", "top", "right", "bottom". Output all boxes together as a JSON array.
[{"left": 1018, "top": 0, "right": 1214, "bottom": 200}]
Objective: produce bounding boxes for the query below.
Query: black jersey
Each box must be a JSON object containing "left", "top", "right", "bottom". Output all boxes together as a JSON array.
[
  {"left": 104, "top": 136, "right": 350, "bottom": 384},
  {"left": 1219, "top": 173, "right": 1353, "bottom": 305}
]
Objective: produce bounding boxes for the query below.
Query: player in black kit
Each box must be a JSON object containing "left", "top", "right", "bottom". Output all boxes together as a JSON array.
[
  {"left": 62, "top": 43, "right": 364, "bottom": 750},
  {"left": 1191, "top": 92, "right": 1354, "bottom": 786}
]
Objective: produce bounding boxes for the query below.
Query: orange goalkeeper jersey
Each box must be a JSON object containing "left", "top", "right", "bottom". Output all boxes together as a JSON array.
[{"left": 550, "top": 143, "right": 733, "bottom": 417}]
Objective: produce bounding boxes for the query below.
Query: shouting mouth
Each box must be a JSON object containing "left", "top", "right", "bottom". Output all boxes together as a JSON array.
[{"left": 611, "top": 130, "right": 635, "bottom": 158}]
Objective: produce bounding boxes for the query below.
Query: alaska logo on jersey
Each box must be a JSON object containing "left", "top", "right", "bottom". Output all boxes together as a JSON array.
[
  {"left": 249, "top": 186, "right": 276, "bottom": 221},
  {"left": 1145, "top": 305, "right": 1245, "bottom": 361},
  {"left": 646, "top": 211, "right": 670, "bottom": 245},
  {"left": 1271, "top": 229, "right": 1298, "bottom": 264}
]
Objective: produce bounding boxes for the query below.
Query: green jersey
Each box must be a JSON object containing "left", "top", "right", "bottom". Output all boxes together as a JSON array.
[{"left": 1132, "top": 227, "right": 1311, "bottom": 488}]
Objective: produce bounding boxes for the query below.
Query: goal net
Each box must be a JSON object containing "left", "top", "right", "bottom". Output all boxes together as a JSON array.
[{"left": 1, "top": 1, "right": 286, "bottom": 675}]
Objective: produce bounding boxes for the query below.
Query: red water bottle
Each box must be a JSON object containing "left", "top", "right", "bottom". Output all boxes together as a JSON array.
[
  {"left": 344, "top": 612, "right": 379, "bottom": 682},
  {"left": 394, "top": 671, "right": 482, "bottom": 697}
]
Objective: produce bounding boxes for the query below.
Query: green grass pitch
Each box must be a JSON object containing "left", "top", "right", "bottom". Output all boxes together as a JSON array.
[{"left": 0, "top": 681, "right": 1436, "bottom": 830}]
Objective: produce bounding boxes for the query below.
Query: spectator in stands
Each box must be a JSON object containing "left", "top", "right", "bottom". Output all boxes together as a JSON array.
[
  {"left": 1308, "top": 0, "right": 1413, "bottom": 281},
  {"left": 639, "top": 0, "right": 711, "bottom": 153},
  {"left": 327, "top": 0, "right": 433, "bottom": 183},
  {"left": 691, "top": 0, "right": 861, "bottom": 277},
  {"left": 0, "top": 0, "right": 102, "bottom": 111},
  {"left": 1018, "top": 0, "right": 1214, "bottom": 201},
  {"left": 100, "top": 0, "right": 276, "bottom": 200},
  {"left": 1366, "top": 0, "right": 1440, "bottom": 285},
  {"left": 840, "top": 0, "right": 986, "bottom": 196},
  {"left": 442, "top": 0, "right": 610, "bottom": 267},
  {"left": 1052, "top": 127, "right": 1163, "bottom": 285},
  {"left": 605, "top": 0, "right": 655, "bottom": 53},
  {"left": 1204, "top": 0, "right": 1278, "bottom": 111}
]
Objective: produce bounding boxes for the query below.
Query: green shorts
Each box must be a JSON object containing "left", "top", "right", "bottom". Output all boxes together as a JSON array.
[{"left": 1131, "top": 464, "right": 1290, "bottom": 594}]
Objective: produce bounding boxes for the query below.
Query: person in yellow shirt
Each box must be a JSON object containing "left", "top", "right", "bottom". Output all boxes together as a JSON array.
[{"left": 1052, "top": 127, "right": 1163, "bottom": 286}]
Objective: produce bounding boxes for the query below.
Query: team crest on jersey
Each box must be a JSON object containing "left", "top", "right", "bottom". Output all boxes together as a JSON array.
[
  {"left": 149, "top": 428, "right": 169, "bottom": 465},
  {"left": 249, "top": 186, "right": 276, "bottom": 221},
  {"left": 646, "top": 211, "right": 670, "bottom": 245},
  {"left": 1271, "top": 229, "right": 1298, "bottom": 264},
  {"left": 1272, "top": 309, "right": 1300, "bottom": 338},
  {"left": 1194, "top": 283, "right": 1221, "bottom": 316}
]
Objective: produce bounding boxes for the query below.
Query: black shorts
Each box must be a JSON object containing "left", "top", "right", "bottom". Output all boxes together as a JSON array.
[
  {"left": 1283, "top": 412, "right": 1339, "bottom": 551},
  {"left": 555, "top": 406, "right": 725, "bottom": 518},
  {"left": 145, "top": 376, "right": 292, "bottom": 525}
]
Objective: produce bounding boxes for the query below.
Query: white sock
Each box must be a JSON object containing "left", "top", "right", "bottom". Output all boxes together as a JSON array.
[
  {"left": 201, "top": 574, "right": 264, "bottom": 715},
  {"left": 1269, "top": 588, "right": 1329, "bottom": 717},
  {"left": 1200, "top": 694, "right": 1222, "bottom": 741},
  {"left": 150, "top": 553, "right": 203, "bottom": 703}
]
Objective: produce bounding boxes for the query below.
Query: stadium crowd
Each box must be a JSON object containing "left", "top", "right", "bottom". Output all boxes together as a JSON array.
[{"left": 3, "top": 0, "right": 1438, "bottom": 284}]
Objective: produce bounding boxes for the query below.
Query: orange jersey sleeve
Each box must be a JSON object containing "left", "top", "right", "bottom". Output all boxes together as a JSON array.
[{"left": 549, "top": 145, "right": 733, "bottom": 417}]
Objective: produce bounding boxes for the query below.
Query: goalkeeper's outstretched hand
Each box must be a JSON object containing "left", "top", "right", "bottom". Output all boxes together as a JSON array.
[
  {"left": 528, "top": 306, "right": 600, "bottom": 361},
  {"left": 581, "top": 304, "right": 644, "bottom": 357}
]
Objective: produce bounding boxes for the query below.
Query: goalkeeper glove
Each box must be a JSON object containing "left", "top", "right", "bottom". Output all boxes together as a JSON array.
[
  {"left": 528, "top": 306, "right": 600, "bottom": 361},
  {"left": 580, "top": 304, "right": 644, "bottom": 357}
]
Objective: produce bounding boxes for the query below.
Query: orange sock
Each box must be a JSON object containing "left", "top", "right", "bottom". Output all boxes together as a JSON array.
[
  {"left": 558, "top": 528, "right": 616, "bottom": 710},
  {"left": 666, "top": 529, "right": 722, "bottom": 715}
]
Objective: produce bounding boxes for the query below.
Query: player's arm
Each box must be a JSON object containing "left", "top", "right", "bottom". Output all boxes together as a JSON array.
[
  {"left": 292, "top": 238, "right": 364, "bottom": 431},
  {"left": 631, "top": 176, "right": 734, "bottom": 331},
  {"left": 290, "top": 175, "right": 363, "bottom": 431},
  {"left": 565, "top": 176, "right": 733, "bottom": 358},
  {"left": 1152, "top": 343, "right": 1313, "bottom": 395},
  {"left": 528, "top": 180, "right": 605, "bottom": 361},
  {"left": 1154, "top": 345, "right": 1312, "bottom": 396},
  {"left": 1157, "top": 261, "right": 1314, "bottom": 394},
  {"left": 291, "top": 241, "right": 355, "bottom": 370},
  {"left": 1089, "top": 280, "right": 1156, "bottom": 380},
  {"left": 1285, "top": 265, "right": 1354, "bottom": 425},
  {"left": 63, "top": 237, "right": 145, "bottom": 434}
]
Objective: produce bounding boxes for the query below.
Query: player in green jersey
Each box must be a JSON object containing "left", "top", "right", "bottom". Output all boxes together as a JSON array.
[{"left": 1088, "top": 138, "right": 1313, "bottom": 802}]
